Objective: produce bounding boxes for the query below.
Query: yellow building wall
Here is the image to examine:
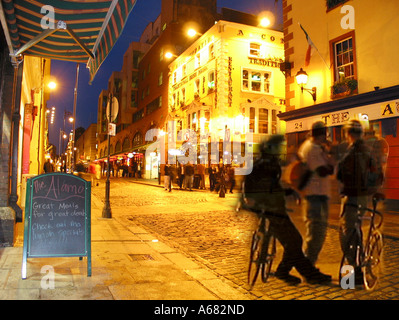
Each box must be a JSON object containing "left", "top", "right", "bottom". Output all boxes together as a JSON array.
[
  {"left": 286, "top": 0, "right": 399, "bottom": 109},
  {"left": 18, "top": 56, "right": 51, "bottom": 206},
  {"left": 168, "top": 20, "right": 286, "bottom": 137}
]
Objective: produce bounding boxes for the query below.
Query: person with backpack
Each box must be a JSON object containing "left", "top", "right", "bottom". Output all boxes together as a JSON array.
[
  {"left": 298, "top": 121, "right": 334, "bottom": 265},
  {"left": 337, "top": 119, "right": 384, "bottom": 284},
  {"left": 242, "top": 135, "right": 332, "bottom": 285}
]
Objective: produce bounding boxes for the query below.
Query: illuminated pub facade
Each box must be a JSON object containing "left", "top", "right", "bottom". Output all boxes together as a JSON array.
[
  {"left": 278, "top": 0, "right": 399, "bottom": 206},
  {"left": 167, "top": 20, "right": 286, "bottom": 167}
]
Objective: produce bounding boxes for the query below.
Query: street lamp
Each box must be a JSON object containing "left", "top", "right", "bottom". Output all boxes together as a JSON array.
[
  {"left": 187, "top": 28, "right": 202, "bottom": 38},
  {"left": 48, "top": 81, "right": 57, "bottom": 90},
  {"left": 295, "top": 68, "right": 317, "bottom": 103},
  {"left": 165, "top": 51, "right": 176, "bottom": 59},
  {"left": 258, "top": 11, "right": 275, "bottom": 28}
]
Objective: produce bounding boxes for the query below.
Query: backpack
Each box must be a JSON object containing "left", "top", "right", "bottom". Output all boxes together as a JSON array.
[{"left": 284, "top": 157, "right": 313, "bottom": 191}]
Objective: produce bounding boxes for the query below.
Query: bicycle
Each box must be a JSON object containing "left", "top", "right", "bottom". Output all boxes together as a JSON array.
[
  {"left": 339, "top": 193, "right": 385, "bottom": 290},
  {"left": 247, "top": 209, "right": 277, "bottom": 289}
]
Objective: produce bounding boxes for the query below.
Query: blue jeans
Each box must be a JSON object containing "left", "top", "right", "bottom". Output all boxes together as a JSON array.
[
  {"left": 185, "top": 175, "right": 193, "bottom": 190},
  {"left": 303, "top": 195, "right": 329, "bottom": 264}
]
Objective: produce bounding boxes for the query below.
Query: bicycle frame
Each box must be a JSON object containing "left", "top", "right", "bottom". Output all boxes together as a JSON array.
[
  {"left": 340, "top": 195, "right": 384, "bottom": 290},
  {"left": 248, "top": 211, "right": 276, "bottom": 289}
]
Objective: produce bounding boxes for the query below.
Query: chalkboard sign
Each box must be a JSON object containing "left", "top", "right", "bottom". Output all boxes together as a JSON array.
[{"left": 22, "top": 173, "right": 91, "bottom": 279}]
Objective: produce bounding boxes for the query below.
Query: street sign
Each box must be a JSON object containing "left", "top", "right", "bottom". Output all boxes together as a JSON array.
[
  {"left": 106, "top": 96, "right": 119, "bottom": 122},
  {"left": 108, "top": 123, "right": 116, "bottom": 136}
]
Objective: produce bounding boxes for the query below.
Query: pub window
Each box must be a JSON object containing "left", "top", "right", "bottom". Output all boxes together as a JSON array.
[
  {"left": 242, "top": 70, "right": 249, "bottom": 90},
  {"left": 242, "top": 69, "right": 272, "bottom": 94},
  {"left": 182, "top": 64, "right": 187, "bottom": 77},
  {"left": 249, "top": 42, "right": 261, "bottom": 57},
  {"left": 182, "top": 88, "right": 186, "bottom": 105},
  {"left": 271, "top": 109, "right": 277, "bottom": 134},
  {"left": 208, "top": 71, "right": 215, "bottom": 89},
  {"left": 258, "top": 108, "right": 268, "bottom": 134},
  {"left": 264, "top": 72, "right": 271, "bottom": 93},
  {"left": 249, "top": 107, "right": 255, "bottom": 133},
  {"left": 204, "top": 111, "right": 210, "bottom": 132},
  {"left": 333, "top": 35, "right": 355, "bottom": 81},
  {"left": 192, "top": 112, "right": 197, "bottom": 131},
  {"left": 195, "top": 53, "right": 201, "bottom": 69},
  {"left": 187, "top": 113, "right": 191, "bottom": 129},
  {"left": 251, "top": 72, "right": 261, "bottom": 92},
  {"left": 195, "top": 79, "right": 200, "bottom": 95},
  {"left": 133, "top": 132, "right": 143, "bottom": 146},
  {"left": 209, "top": 43, "right": 215, "bottom": 59},
  {"left": 158, "top": 72, "right": 163, "bottom": 86},
  {"left": 159, "top": 48, "right": 164, "bottom": 61}
]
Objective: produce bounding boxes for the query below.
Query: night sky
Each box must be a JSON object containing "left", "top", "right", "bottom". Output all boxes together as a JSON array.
[{"left": 46, "top": 0, "right": 282, "bottom": 149}]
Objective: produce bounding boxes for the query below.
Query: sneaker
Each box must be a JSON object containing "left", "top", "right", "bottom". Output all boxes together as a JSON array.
[
  {"left": 305, "top": 270, "right": 332, "bottom": 284},
  {"left": 275, "top": 271, "right": 301, "bottom": 285}
]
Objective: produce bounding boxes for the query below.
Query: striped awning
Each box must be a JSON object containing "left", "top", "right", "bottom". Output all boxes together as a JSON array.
[{"left": 0, "top": 0, "right": 137, "bottom": 81}]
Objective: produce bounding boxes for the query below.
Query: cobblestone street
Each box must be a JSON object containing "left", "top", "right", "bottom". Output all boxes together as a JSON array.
[{"left": 92, "top": 179, "right": 399, "bottom": 300}]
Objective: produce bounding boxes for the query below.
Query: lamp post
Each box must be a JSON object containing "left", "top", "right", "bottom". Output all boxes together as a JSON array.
[{"left": 102, "top": 92, "right": 113, "bottom": 219}]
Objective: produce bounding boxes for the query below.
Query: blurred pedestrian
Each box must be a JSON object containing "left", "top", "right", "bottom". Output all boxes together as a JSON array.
[
  {"left": 242, "top": 135, "right": 331, "bottom": 285},
  {"left": 337, "top": 119, "right": 384, "bottom": 285},
  {"left": 164, "top": 164, "right": 172, "bottom": 192},
  {"left": 43, "top": 159, "right": 54, "bottom": 173},
  {"left": 297, "top": 121, "right": 334, "bottom": 265},
  {"left": 197, "top": 163, "right": 206, "bottom": 189},
  {"left": 95, "top": 161, "right": 101, "bottom": 186},
  {"left": 208, "top": 165, "right": 216, "bottom": 191},
  {"left": 178, "top": 163, "right": 185, "bottom": 189},
  {"left": 184, "top": 161, "right": 194, "bottom": 191},
  {"left": 227, "top": 165, "right": 236, "bottom": 193}
]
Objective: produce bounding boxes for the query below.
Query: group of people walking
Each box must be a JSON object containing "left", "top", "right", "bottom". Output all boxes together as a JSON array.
[
  {"left": 242, "top": 119, "right": 386, "bottom": 285},
  {"left": 164, "top": 161, "right": 236, "bottom": 194}
]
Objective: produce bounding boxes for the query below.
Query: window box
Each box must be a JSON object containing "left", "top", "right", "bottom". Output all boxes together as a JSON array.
[{"left": 331, "top": 78, "right": 357, "bottom": 99}]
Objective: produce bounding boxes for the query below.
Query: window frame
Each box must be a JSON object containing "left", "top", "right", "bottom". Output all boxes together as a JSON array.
[
  {"left": 329, "top": 31, "right": 357, "bottom": 83},
  {"left": 241, "top": 68, "right": 272, "bottom": 94}
]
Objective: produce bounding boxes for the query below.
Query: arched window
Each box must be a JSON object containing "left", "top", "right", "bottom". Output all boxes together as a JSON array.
[
  {"left": 133, "top": 132, "right": 142, "bottom": 146},
  {"left": 122, "top": 137, "right": 130, "bottom": 151},
  {"left": 115, "top": 141, "right": 122, "bottom": 153}
]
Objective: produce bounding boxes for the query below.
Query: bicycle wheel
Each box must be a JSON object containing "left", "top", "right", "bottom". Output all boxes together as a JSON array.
[
  {"left": 339, "top": 229, "right": 363, "bottom": 285},
  {"left": 363, "top": 230, "right": 383, "bottom": 290},
  {"left": 248, "top": 231, "right": 263, "bottom": 288},
  {"left": 261, "top": 233, "right": 276, "bottom": 283}
]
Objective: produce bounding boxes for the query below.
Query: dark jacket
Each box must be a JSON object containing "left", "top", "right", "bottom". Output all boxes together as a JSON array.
[{"left": 337, "top": 139, "right": 381, "bottom": 196}]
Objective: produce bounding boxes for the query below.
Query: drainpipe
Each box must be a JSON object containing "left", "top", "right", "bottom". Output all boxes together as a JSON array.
[{"left": 9, "top": 58, "right": 23, "bottom": 222}]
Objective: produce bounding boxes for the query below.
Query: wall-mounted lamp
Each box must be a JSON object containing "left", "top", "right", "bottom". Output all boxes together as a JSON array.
[{"left": 295, "top": 68, "right": 317, "bottom": 103}]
